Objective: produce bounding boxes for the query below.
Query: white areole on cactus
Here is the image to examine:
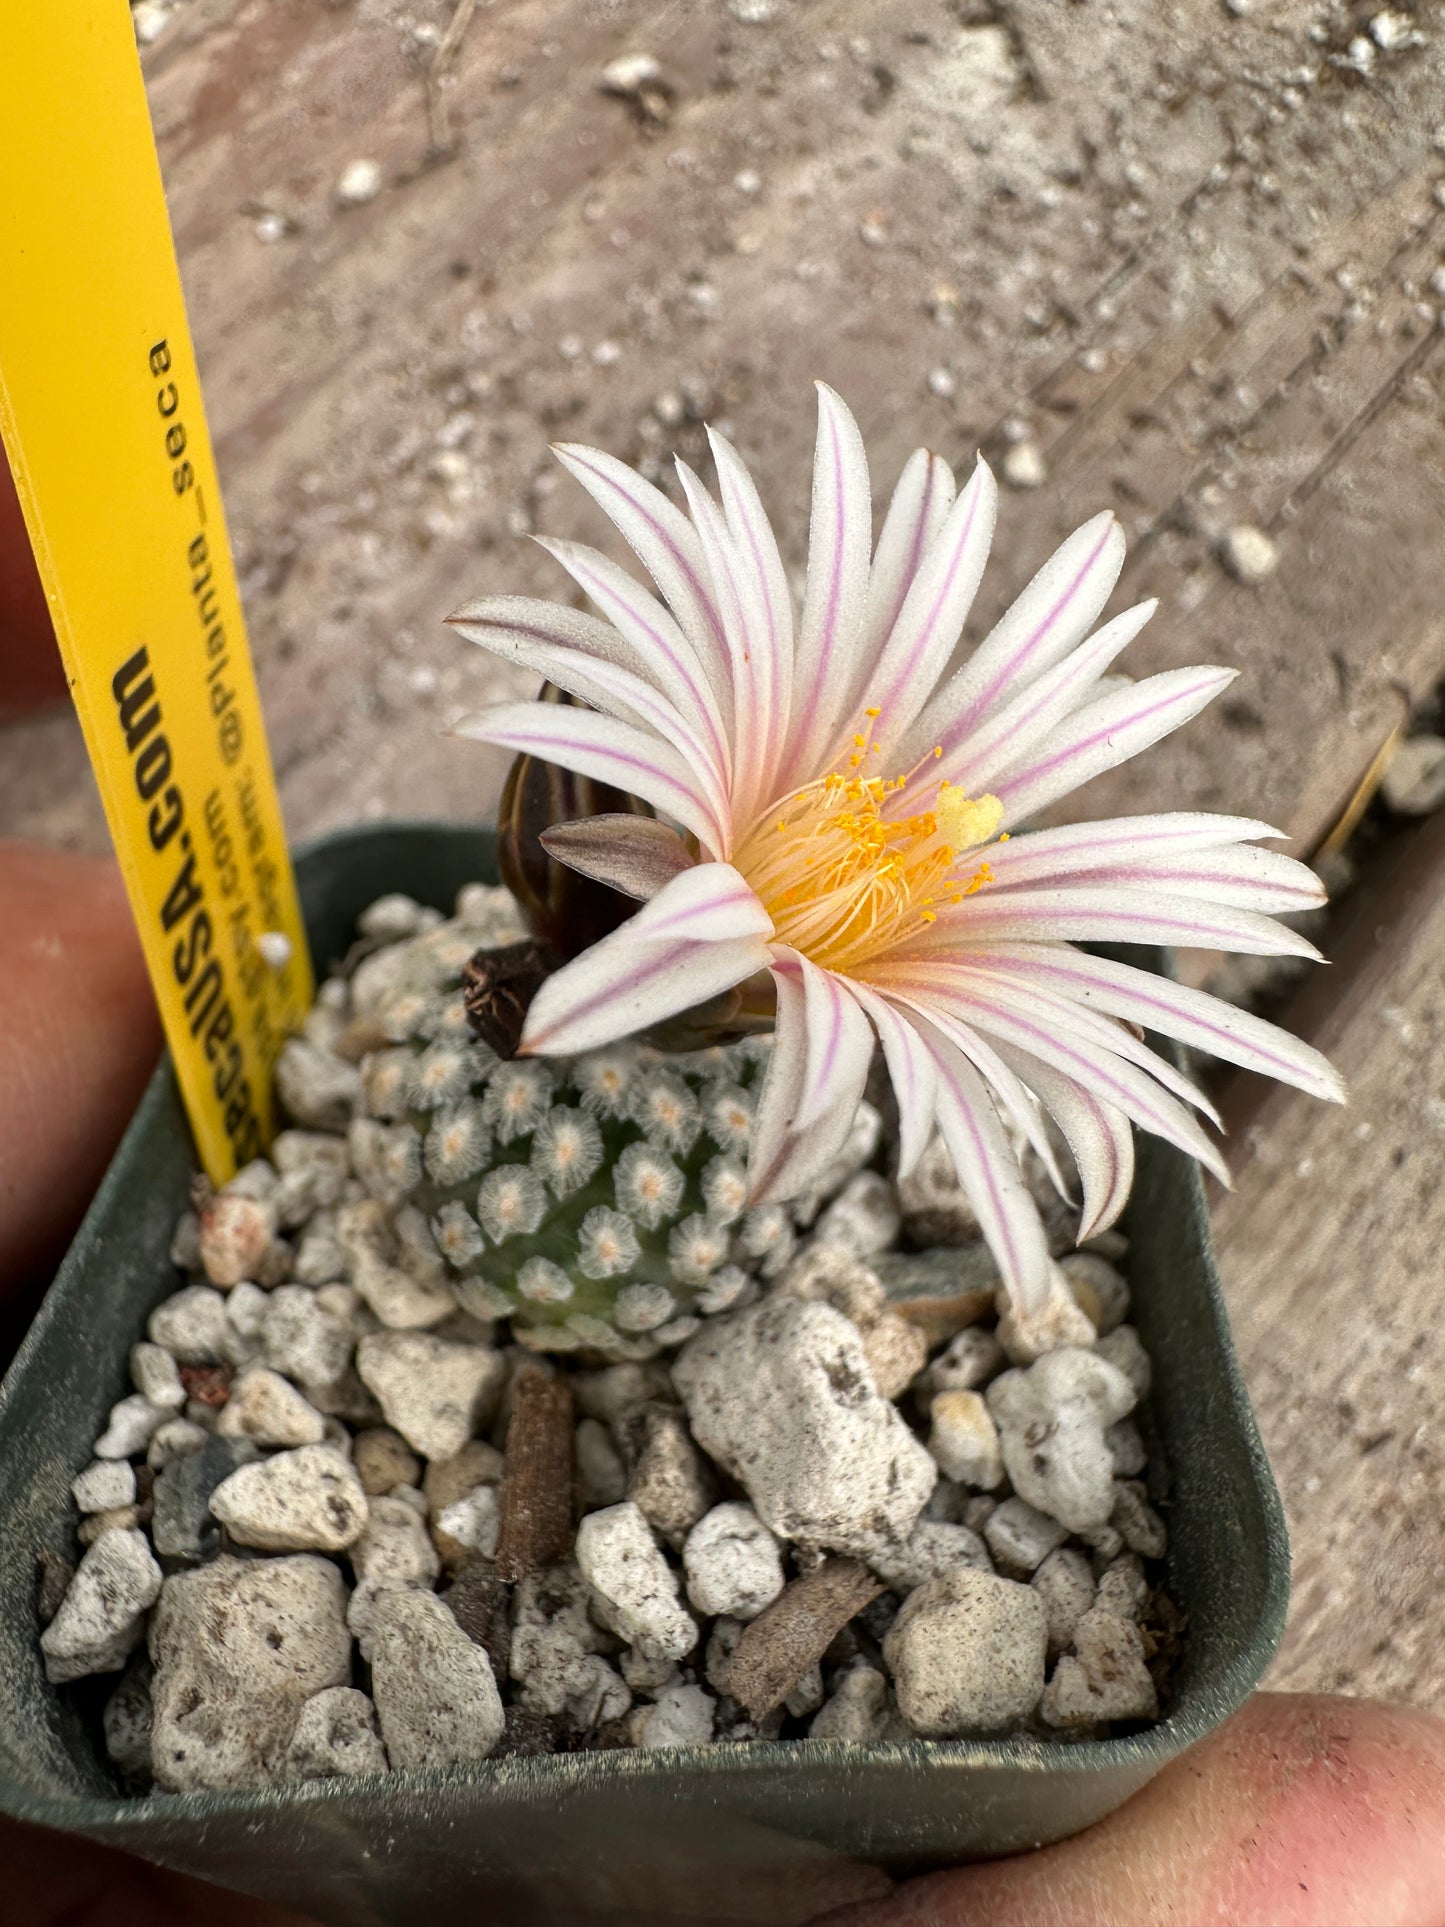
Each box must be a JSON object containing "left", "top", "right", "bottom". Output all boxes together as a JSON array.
[{"left": 449, "top": 385, "right": 1343, "bottom": 1313}]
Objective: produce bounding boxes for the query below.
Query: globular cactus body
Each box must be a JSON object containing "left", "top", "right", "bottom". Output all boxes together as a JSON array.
[{"left": 341, "top": 895, "right": 776, "bottom": 1354}]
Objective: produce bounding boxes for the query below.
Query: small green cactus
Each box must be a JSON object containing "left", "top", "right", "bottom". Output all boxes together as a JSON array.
[{"left": 346, "top": 903, "right": 784, "bottom": 1354}]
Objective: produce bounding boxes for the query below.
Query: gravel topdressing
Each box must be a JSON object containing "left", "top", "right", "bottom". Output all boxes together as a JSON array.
[{"left": 38, "top": 883, "right": 1182, "bottom": 1794}]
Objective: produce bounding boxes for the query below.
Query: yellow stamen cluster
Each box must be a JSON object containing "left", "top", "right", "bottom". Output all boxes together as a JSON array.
[{"left": 736, "top": 754, "right": 1004, "bottom": 973}]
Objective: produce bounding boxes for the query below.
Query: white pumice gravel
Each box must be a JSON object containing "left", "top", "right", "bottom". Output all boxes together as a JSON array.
[
  {"left": 149, "top": 1556, "right": 351, "bottom": 1791},
  {"left": 40, "top": 881, "right": 1181, "bottom": 1785},
  {"left": 884, "top": 1567, "right": 1049, "bottom": 1736},
  {"left": 673, "top": 1297, "right": 936, "bottom": 1556},
  {"left": 209, "top": 1444, "right": 369, "bottom": 1553},
  {"left": 284, "top": 1686, "right": 389, "bottom": 1780},
  {"left": 355, "top": 1330, "right": 505, "bottom": 1461},
  {"left": 987, "top": 1348, "right": 1138, "bottom": 1531},
  {"left": 41, "top": 1530, "right": 162, "bottom": 1683},
  {"left": 682, "top": 1503, "right": 785, "bottom": 1620},
  {"left": 575, "top": 1501, "right": 697, "bottom": 1662},
  {"left": 368, "top": 1589, "right": 505, "bottom": 1768}
]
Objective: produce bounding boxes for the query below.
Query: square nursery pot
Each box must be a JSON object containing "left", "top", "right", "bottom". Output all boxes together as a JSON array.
[{"left": 0, "top": 821, "right": 1289, "bottom": 1927}]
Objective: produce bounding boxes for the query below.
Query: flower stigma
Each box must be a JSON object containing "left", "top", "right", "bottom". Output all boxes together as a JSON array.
[{"left": 734, "top": 747, "right": 1005, "bottom": 971}]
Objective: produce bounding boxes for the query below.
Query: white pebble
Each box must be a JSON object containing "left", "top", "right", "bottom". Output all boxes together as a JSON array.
[
  {"left": 884, "top": 1567, "right": 1047, "bottom": 1736},
  {"left": 336, "top": 158, "right": 383, "bottom": 207},
  {"left": 927, "top": 1390, "right": 1004, "bottom": 1489},
  {"left": 285, "top": 1687, "right": 389, "bottom": 1780},
  {"left": 129, "top": 1342, "right": 186, "bottom": 1410},
  {"left": 148, "top": 1286, "right": 231, "bottom": 1364},
  {"left": 1002, "top": 442, "right": 1047, "bottom": 490},
  {"left": 575, "top": 1501, "right": 697, "bottom": 1662},
  {"left": 628, "top": 1680, "right": 715, "bottom": 1749},
  {"left": 94, "top": 1395, "right": 170, "bottom": 1460},
  {"left": 682, "top": 1503, "right": 785, "bottom": 1621},
  {"left": 209, "top": 1444, "right": 368, "bottom": 1552},
  {"left": 72, "top": 1459, "right": 137, "bottom": 1513},
  {"left": 41, "top": 1530, "right": 161, "bottom": 1682},
  {"left": 216, "top": 1367, "right": 327, "bottom": 1448},
  {"left": 356, "top": 1330, "right": 505, "bottom": 1462},
  {"left": 1219, "top": 524, "right": 1278, "bottom": 585},
  {"left": 369, "top": 1589, "right": 504, "bottom": 1769}
]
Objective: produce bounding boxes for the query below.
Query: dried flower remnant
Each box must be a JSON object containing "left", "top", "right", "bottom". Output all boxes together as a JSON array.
[{"left": 448, "top": 387, "right": 1343, "bottom": 1312}]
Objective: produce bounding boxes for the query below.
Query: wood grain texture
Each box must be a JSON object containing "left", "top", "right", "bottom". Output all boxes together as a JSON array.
[{"left": 1213, "top": 806, "right": 1445, "bottom": 1710}]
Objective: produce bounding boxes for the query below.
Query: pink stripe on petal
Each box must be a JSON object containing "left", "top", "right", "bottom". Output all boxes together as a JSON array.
[
  {"left": 907, "top": 982, "right": 1229, "bottom": 1182},
  {"left": 940, "top": 599, "right": 1156, "bottom": 799},
  {"left": 787, "top": 385, "right": 874, "bottom": 775},
  {"left": 552, "top": 443, "right": 726, "bottom": 655},
  {"left": 901, "top": 511, "right": 1124, "bottom": 773},
  {"left": 858, "top": 459, "right": 997, "bottom": 756},
  {"left": 909, "top": 1014, "right": 1052, "bottom": 1310},
  {"left": 960, "top": 943, "right": 1344, "bottom": 1102},
  {"left": 864, "top": 448, "right": 958, "bottom": 659},
  {"left": 844, "top": 979, "right": 939, "bottom": 1179},
  {"left": 992, "top": 666, "right": 1236, "bottom": 824},
  {"left": 991, "top": 1038, "right": 1134, "bottom": 1240},
  {"left": 451, "top": 702, "right": 729, "bottom": 854},
  {"left": 520, "top": 864, "right": 772, "bottom": 1055},
  {"left": 905, "top": 884, "right": 1324, "bottom": 960},
  {"left": 786, "top": 950, "right": 876, "bottom": 1133},
  {"left": 535, "top": 539, "right": 733, "bottom": 758}
]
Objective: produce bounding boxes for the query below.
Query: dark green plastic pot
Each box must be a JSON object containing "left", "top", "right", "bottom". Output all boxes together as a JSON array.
[{"left": 0, "top": 822, "right": 1288, "bottom": 1926}]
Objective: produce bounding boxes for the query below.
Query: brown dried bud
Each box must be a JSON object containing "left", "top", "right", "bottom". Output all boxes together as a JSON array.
[
  {"left": 461, "top": 939, "right": 555, "bottom": 1060},
  {"left": 497, "top": 684, "right": 654, "bottom": 961}
]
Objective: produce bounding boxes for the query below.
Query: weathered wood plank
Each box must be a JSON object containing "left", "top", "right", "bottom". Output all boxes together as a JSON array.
[{"left": 1212, "top": 806, "right": 1445, "bottom": 1710}]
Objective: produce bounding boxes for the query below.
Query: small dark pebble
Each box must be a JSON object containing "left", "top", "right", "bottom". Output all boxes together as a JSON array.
[
  {"left": 1142, "top": 1586, "right": 1188, "bottom": 1703},
  {"left": 36, "top": 1549, "right": 74, "bottom": 1626},
  {"left": 178, "top": 1363, "right": 233, "bottom": 1409},
  {"left": 151, "top": 1436, "right": 258, "bottom": 1564}
]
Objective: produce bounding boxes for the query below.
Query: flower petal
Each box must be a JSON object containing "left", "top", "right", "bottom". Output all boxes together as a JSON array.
[
  {"left": 675, "top": 459, "right": 776, "bottom": 828},
  {"left": 901, "top": 883, "right": 1323, "bottom": 960},
  {"left": 445, "top": 596, "right": 729, "bottom": 815},
  {"left": 976, "top": 811, "right": 1291, "bottom": 886},
  {"left": 854, "top": 458, "right": 997, "bottom": 758},
  {"left": 908, "top": 1012, "right": 1053, "bottom": 1312},
  {"left": 990, "top": 1038, "right": 1135, "bottom": 1240},
  {"left": 551, "top": 441, "right": 727, "bottom": 664},
  {"left": 958, "top": 942, "right": 1345, "bottom": 1103},
  {"left": 890, "top": 990, "right": 1072, "bottom": 1198},
  {"left": 901, "top": 510, "right": 1125, "bottom": 769},
  {"left": 519, "top": 863, "right": 774, "bottom": 1055},
  {"left": 531, "top": 538, "right": 733, "bottom": 748},
  {"left": 748, "top": 957, "right": 875, "bottom": 1203},
  {"left": 991, "top": 666, "right": 1238, "bottom": 826},
  {"left": 935, "top": 598, "right": 1157, "bottom": 799},
  {"left": 784, "top": 948, "right": 876, "bottom": 1133},
  {"left": 879, "top": 959, "right": 1221, "bottom": 1124},
  {"left": 540, "top": 814, "right": 697, "bottom": 902},
  {"left": 708, "top": 427, "right": 794, "bottom": 793},
  {"left": 864, "top": 448, "right": 957, "bottom": 662},
  {"left": 988, "top": 837, "right": 1324, "bottom": 913},
  {"left": 898, "top": 974, "right": 1229, "bottom": 1183},
  {"left": 451, "top": 701, "right": 729, "bottom": 854},
  {"left": 844, "top": 979, "right": 939, "bottom": 1179},
  {"left": 786, "top": 383, "right": 875, "bottom": 775}
]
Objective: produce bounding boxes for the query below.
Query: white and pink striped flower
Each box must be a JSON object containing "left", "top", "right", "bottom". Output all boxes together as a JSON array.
[{"left": 449, "top": 386, "right": 1342, "bottom": 1311}]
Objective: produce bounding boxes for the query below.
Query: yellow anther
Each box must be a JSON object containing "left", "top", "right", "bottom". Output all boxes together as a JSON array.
[
  {"left": 865, "top": 706, "right": 881, "bottom": 718},
  {"left": 853, "top": 734, "right": 867, "bottom": 748},
  {"left": 935, "top": 789, "right": 1003, "bottom": 854}
]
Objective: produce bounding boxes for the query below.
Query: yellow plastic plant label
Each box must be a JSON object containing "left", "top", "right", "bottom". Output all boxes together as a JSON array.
[{"left": 0, "top": 1, "right": 313, "bottom": 1181}]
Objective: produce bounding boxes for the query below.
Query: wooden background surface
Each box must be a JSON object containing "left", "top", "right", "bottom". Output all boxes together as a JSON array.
[{"left": 2, "top": 0, "right": 1444, "bottom": 1710}]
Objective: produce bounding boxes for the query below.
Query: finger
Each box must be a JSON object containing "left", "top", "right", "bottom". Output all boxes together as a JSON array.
[
  {"left": 0, "top": 454, "right": 65, "bottom": 716},
  {"left": 823, "top": 1693, "right": 1445, "bottom": 1927},
  {"left": 0, "top": 842, "right": 160, "bottom": 1290},
  {"left": 2, "top": 1815, "right": 319, "bottom": 1927}
]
